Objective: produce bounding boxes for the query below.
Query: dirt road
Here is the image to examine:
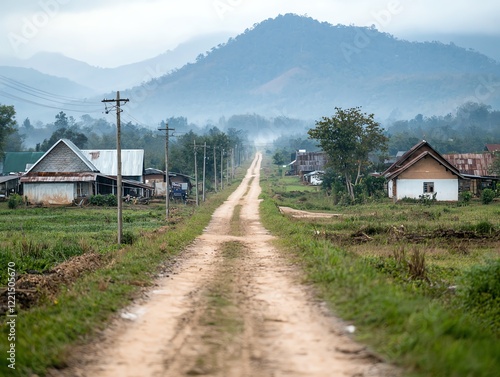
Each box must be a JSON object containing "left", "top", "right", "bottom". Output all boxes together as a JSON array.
[{"left": 62, "top": 153, "right": 398, "bottom": 377}]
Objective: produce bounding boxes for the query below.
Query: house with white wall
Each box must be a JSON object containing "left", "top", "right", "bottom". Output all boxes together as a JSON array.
[{"left": 383, "top": 140, "right": 463, "bottom": 201}]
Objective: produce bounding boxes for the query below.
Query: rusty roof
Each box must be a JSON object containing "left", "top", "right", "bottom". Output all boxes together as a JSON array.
[
  {"left": 485, "top": 144, "right": 500, "bottom": 152},
  {"left": 443, "top": 153, "right": 495, "bottom": 176},
  {"left": 20, "top": 172, "right": 98, "bottom": 183}
]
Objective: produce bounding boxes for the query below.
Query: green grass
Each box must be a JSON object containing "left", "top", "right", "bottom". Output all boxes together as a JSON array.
[
  {"left": 0, "top": 165, "right": 249, "bottom": 377},
  {"left": 259, "top": 162, "right": 500, "bottom": 377}
]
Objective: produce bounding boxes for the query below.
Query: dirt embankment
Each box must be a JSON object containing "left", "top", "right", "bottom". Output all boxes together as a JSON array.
[{"left": 53, "top": 153, "right": 399, "bottom": 377}]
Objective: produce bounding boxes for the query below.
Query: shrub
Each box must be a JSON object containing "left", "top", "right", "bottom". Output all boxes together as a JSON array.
[
  {"left": 105, "top": 194, "right": 117, "bottom": 207},
  {"left": 459, "top": 191, "right": 472, "bottom": 205},
  {"left": 89, "top": 194, "right": 117, "bottom": 207},
  {"left": 475, "top": 221, "right": 495, "bottom": 235},
  {"left": 481, "top": 188, "right": 495, "bottom": 205},
  {"left": 8, "top": 194, "right": 24, "bottom": 209},
  {"left": 121, "top": 231, "right": 136, "bottom": 245}
]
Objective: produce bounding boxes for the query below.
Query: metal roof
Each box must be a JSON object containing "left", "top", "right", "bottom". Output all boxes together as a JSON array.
[
  {"left": 81, "top": 150, "right": 144, "bottom": 176},
  {"left": 443, "top": 153, "right": 495, "bottom": 177},
  {"left": 0, "top": 175, "right": 20, "bottom": 183},
  {"left": 2, "top": 152, "right": 44, "bottom": 174}
]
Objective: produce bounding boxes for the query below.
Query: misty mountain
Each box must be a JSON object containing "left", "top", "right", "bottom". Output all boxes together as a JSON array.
[
  {"left": 2, "top": 14, "right": 500, "bottom": 128},
  {"left": 0, "top": 66, "right": 97, "bottom": 123},
  {"left": 0, "top": 33, "right": 231, "bottom": 93},
  {"left": 117, "top": 14, "right": 500, "bottom": 124}
]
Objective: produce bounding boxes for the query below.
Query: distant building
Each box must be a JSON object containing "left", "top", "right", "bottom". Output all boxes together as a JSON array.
[
  {"left": 293, "top": 150, "right": 328, "bottom": 176},
  {"left": 20, "top": 139, "right": 153, "bottom": 205},
  {"left": 383, "top": 140, "right": 463, "bottom": 201}
]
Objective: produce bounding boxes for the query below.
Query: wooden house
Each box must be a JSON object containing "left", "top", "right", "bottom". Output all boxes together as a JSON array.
[
  {"left": 144, "top": 168, "right": 193, "bottom": 197},
  {"left": 293, "top": 151, "right": 328, "bottom": 176},
  {"left": 383, "top": 140, "right": 463, "bottom": 201},
  {"left": 20, "top": 139, "right": 153, "bottom": 205}
]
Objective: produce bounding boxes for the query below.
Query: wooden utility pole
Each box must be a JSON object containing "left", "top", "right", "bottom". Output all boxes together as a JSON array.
[
  {"left": 102, "top": 91, "right": 129, "bottom": 245},
  {"left": 158, "top": 122, "right": 175, "bottom": 220},
  {"left": 194, "top": 140, "right": 199, "bottom": 206},
  {"left": 220, "top": 148, "right": 224, "bottom": 190},
  {"left": 213, "top": 145, "right": 217, "bottom": 192},
  {"left": 203, "top": 142, "right": 207, "bottom": 202}
]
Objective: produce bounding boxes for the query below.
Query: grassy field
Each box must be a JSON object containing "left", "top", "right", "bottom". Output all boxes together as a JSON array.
[
  {"left": 0, "top": 170, "right": 247, "bottom": 377},
  {"left": 260, "top": 160, "right": 500, "bottom": 377}
]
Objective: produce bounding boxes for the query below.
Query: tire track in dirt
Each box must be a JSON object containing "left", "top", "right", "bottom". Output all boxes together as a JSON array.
[{"left": 58, "top": 153, "right": 399, "bottom": 377}]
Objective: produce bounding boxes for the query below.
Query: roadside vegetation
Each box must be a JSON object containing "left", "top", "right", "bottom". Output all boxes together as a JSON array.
[
  {"left": 0, "top": 169, "right": 247, "bottom": 377},
  {"left": 260, "top": 159, "right": 500, "bottom": 377}
]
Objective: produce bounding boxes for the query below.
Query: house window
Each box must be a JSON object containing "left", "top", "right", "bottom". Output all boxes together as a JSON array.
[{"left": 423, "top": 182, "right": 434, "bottom": 193}]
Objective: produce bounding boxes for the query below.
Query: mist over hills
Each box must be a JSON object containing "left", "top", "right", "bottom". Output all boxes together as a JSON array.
[
  {"left": 119, "top": 14, "right": 500, "bottom": 124},
  {"left": 2, "top": 14, "right": 500, "bottom": 127}
]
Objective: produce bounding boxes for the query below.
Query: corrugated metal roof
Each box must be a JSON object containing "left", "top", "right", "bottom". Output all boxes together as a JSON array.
[
  {"left": 81, "top": 150, "right": 144, "bottom": 176},
  {"left": 2, "top": 152, "right": 44, "bottom": 174},
  {"left": 20, "top": 172, "right": 98, "bottom": 183},
  {"left": 0, "top": 175, "right": 20, "bottom": 183},
  {"left": 443, "top": 153, "right": 495, "bottom": 176}
]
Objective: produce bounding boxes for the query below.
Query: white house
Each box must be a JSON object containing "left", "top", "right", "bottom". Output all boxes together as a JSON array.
[{"left": 383, "top": 140, "right": 464, "bottom": 201}]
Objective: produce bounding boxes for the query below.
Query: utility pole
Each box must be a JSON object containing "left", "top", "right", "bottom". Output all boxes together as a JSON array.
[
  {"left": 194, "top": 140, "right": 199, "bottom": 206},
  {"left": 213, "top": 145, "right": 217, "bottom": 192},
  {"left": 158, "top": 122, "right": 175, "bottom": 220},
  {"left": 102, "top": 91, "right": 129, "bottom": 245},
  {"left": 203, "top": 142, "right": 207, "bottom": 202},
  {"left": 226, "top": 152, "right": 229, "bottom": 186},
  {"left": 220, "top": 148, "right": 224, "bottom": 190}
]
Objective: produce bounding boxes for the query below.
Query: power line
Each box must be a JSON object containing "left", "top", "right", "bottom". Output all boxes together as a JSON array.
[
  {"left": 0, "top": 75, "right": 93, "bottom": 103},
  {"left": 0, "top": 74, "right": 102, "bottom": 113},
  {"left": 0, "top": 89, "right": 102, "bottom": 113}
]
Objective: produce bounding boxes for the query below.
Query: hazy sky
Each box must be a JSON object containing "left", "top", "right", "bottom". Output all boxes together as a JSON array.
[{"left": 2, "top": 0, "right": 500, "bottom": 67}]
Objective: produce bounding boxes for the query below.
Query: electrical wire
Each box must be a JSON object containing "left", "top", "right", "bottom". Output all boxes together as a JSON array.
[
  {"left": 0, "top": 74, "right": 102, "bottom": 113},
  {"left": 0, "top": 74, "right": 93, "bottom": 103}
]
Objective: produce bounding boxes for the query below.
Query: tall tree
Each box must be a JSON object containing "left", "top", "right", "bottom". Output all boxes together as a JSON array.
[
  {"left": 54, "top": 111, "right": 69, "bottom": 129},
  {"left": 0, "top": 104, "right": 17, "bottom": 158},
  {"left": 308, "top": 107, "right": 387, "bottom": 201},
  {"left": 39, "top": 127, "right": 88, "bottom": 151}
]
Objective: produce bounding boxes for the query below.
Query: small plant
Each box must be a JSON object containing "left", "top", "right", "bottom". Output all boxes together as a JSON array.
[
  {"left": 475, "top": 220, "right": 495, "bottom": 235},
  {"left": 481, "top": 188, "right": 495, "bottom": 205},
  {"left": 418, "top": 192, "right": 437, "bottom": 206},
  {"left": 105, "top": 194, "right": 117, "bottom": 207},
  {"left": 8, "top": 194, "right": 24, "bottom": 209},
  {"left": 459, "top": 191, "right": 472, "bottom": 206},
  {"left": 121, "top": 231, "right": 136, "bottom": 245},
  {"left": 407, "top": 247, "right": 427, "bottom": 281},
  {"left": 89, "top": 194, "right": 117, "bottom": 206}
]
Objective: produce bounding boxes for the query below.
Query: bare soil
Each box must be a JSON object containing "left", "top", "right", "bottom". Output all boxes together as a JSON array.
[{"left": 51, "top": 154, "right": 399, "bottom": 377}]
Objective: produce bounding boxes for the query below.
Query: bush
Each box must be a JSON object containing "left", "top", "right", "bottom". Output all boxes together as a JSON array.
[
  {"left": 89, "top": 194, "right": 117, "bottom": 207},
  {"left": 475, "top": 221, "right": 495, "bottom": 235},
  {"left": 8, "top": 194, "right": 24, "bottom": 209},
  {"left": 459, "top": 191, "right": 473, "bottom": 205},
  {"left": 481, "top": 188, "right": 495, "bottom": 205},
  {"left": 105, "top": 194, "right": 117, "bottom": 207}
]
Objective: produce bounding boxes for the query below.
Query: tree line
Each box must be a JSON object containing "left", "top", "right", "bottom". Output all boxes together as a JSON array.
[{"left": 0, "top": 106, "right": 251, "bottom": 180}]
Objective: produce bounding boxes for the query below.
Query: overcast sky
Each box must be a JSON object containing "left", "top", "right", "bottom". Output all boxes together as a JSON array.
[{"left": 2, "top": 0, "right": 500, "bottom": 67}]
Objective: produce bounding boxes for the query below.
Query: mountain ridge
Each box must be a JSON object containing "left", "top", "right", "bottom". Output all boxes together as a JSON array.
[{"left": 1, "top": 14, "right": 500, "bottom": 125}]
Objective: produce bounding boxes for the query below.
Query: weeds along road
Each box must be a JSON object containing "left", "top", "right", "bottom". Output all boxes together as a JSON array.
[{"left": 65, "top": 153, "right": 398, "bottom": 377}]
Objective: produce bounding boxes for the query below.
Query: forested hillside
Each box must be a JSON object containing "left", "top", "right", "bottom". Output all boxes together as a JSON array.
[{"left": 119, "top": 13, "right": 500, "bottom": 123}]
